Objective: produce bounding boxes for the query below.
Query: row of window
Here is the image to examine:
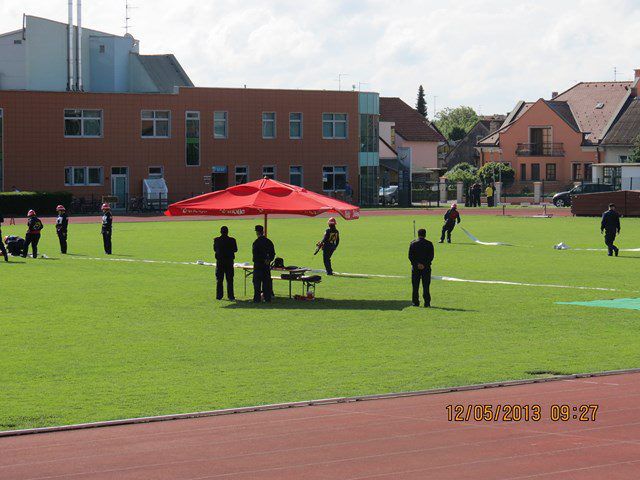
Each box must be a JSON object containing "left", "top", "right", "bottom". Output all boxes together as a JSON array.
[
  {"left": 519, "top": 162, "right": 594, "bottom": 182},
  {"left": 63, "top": 109, "right": 349, "bottom": 140},
  {"left": 62, "top": 165, "right": 349, "bottom": 192}
]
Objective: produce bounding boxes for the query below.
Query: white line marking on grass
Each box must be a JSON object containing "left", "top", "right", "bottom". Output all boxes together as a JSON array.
[
  {"left": 461, "top": 227, "right": 513, "bottom": 246},
  {"left": 70, "top": 257, "right": 630, "bottom": 292}
]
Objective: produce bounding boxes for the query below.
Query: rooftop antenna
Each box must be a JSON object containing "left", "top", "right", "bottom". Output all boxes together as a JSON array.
[
  {"left": 358, "top": 82, "right": 369, "bottom": 91},
  {"left": 124, "top": 0, "right": 136, "bottom": 34},
  {"left": 433, "top": 95, "right": 438, "bottom": 117},
  {"left": 337, "top": 73, "right": 348, "bottom": 91},
  {"left": 614, "top": 66, "right": 617, "bottom": 81}
]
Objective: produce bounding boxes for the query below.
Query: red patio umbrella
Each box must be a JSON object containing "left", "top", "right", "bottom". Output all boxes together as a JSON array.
[{"left": 165, "top": 178, "right": 359, "bottom": 234}]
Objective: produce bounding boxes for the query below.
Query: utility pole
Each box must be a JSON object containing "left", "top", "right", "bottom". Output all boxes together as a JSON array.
[
  {"left": 614, "top": 66, "right": 617, "bottom": 81},
  {"left": 337, "top": 73, "right": 348, "bottom": 91}
]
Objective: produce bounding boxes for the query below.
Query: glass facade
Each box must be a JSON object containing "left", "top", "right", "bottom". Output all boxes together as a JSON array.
[
  {"left": 357, "top": 92, "right": 380, "bottom": 206},
  {"left": 359, "top": 114, "right": 379, "bottom": 153},
  {"left": 186, "top": 111, "right": 200, "bottom": 166}
]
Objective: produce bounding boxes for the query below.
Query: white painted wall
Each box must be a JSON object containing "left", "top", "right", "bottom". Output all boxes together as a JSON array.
[
  {"left": 0, "top": 30, "right": 26, "bottom": 89},
  {"left": 603, "top": 146, "right": 632, "bottom": 163}
]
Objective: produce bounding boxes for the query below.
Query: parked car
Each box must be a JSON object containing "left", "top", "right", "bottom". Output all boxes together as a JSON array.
[
  {"left": 552, "top": 183, "right": 615, "bottom": 207},
  {"left": 379, "top": 185, "right": 399, "bottom": 204}
]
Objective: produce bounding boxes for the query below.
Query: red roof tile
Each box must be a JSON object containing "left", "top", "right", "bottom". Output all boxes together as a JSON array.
[{"left": 380, "top": 97, "right": 446, "bottom": 142}]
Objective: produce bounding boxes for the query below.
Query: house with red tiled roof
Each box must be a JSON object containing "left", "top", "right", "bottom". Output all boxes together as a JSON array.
[
  {"left": 477, "top": 70, "right": 640, "bottom": 192},
  {"left": 379, "top": 97, "right": 446, "bottom": 183}
]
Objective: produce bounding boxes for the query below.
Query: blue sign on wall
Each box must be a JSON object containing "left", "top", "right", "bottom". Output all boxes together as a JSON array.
[{"left": 212, "top": 166, "right": 228, "bottom": 173}]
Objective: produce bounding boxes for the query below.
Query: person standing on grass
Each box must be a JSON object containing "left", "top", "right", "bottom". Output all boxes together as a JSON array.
[
  {"left": 252, "top": 225, "right": 275, "bottom": 303},
  {"left": 213, "top": 226, "right": 237, "bottom": 301},
  {"left": 101, "top": 203, "right": 113, "bottom": 255},
  {"left": 22, "top": 210, "right": 43, "bottom": 258},
  {"left": 55, "top": 205, "right": 69, "bottom": 254},
  {"left": 409, "top": 228, "right": 434, "bottom": 307},
  {"left": 344, "top": 182, "right": 354, "bottom": 203},
  {"left": 440, "top": 203, "right": 461, "bottom": 243},
  {"left": 472, "top": 182, "right": 481, "bottom": 207},
  {"left": 0, "top": 212, "right": 8, "bottom": 262},
  {"left": 485, "top": 183, "right": 494, "bottom": 207},
  {"left": 317, "top": 217, "right": 340, "bottom": 275},
  {"left": 601, "top": 203, "right": 621, "bottom": 256}
]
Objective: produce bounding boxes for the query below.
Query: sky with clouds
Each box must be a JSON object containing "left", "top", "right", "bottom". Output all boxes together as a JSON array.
[{"left": 2, "top": 0, "right": 639, "bottom": 117}]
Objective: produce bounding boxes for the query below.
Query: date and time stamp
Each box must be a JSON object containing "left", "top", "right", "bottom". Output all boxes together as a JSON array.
[{"left": 446, "top": 404, "right": 599, "bottom": 422}]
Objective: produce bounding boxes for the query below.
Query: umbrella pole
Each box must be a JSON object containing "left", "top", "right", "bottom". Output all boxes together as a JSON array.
[{"left": 264, "top": 214, "right": 268, "bottom": 237}]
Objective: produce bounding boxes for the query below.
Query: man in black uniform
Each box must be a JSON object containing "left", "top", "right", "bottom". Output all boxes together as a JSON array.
[
  {"left": 252, "top": 225, "right": 275, "bottom": 303},
  {"left": 22, "top": 210, "right": 44, "bottom": 258},
  {"left": 409, "top": 228, "right": 435, "bottom": 307},
  {"left": 101, "top": 203, "right": 113, "bottom": 254},
  {"left": 0, "top": 212, "right": 8, "bottom": 262},
  {"left": 5, "top": 235, "right": 25, "bottom": 257},
  {"left": 56, "top": 205, "right": 69, "bottom": 254},
  {"left": 440, "top": 203, "right": 461, "bottom": 243},
  {"left": 213, "top": 226, "right": 238, "bottom": 300},
  {"left": 601, "top": 203, "right": 621, "bottom": 256},
  {"left": 317, "top": 217, "right": 340, "bottom": 275}
]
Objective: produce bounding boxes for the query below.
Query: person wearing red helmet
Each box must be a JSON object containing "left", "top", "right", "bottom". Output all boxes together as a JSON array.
[
  {"left": 101, "top": 203, "right": 113, "bottom": 254},
  {"left": 22, "top": 209, "right": 44, "bottom": 258},
  {"left": 55, "top": 205, "right": 69, "bottom": 254},
  {"left": 439, "top": 203, "right": 461, "bottom": 244},
  {"left": 316, "top": 217, "right": 340, "bottom": 275},
  {"left": 0, "top": 211, "right": 8, "bottom": 262}
]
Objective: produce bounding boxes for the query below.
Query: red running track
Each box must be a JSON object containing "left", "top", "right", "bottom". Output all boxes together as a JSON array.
[
  {"left": 5, "top": 206, "right": 572, "bottom": 225},
  {"left": 2, "top": 372, "right": 640, "bottom": 479}
]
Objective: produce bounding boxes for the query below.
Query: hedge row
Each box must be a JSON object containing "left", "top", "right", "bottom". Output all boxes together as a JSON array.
[{"left": 0, "top": 191, "right": 73, "bottom": 216}]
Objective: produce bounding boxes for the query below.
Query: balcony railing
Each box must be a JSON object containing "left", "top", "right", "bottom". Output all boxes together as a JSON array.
[{"left": 516, "top": 142, "right": 565, "bottom": 157}]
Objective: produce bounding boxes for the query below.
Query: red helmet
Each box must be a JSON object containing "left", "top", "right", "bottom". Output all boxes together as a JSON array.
[
  {"left": 56, "top": 205, "right": 65, "bottom": 211},
  {"left": 451, "top": 203, "right": 457, "bottom": 208},
  {"left": 27, "top": 209, "right": 36, "bottom": 217},
  {"left": 327, "top": 217, "right": 337, "bottom": 225},
  {"left": 101, "top": 203, "right": 110, "bottom": 210}
]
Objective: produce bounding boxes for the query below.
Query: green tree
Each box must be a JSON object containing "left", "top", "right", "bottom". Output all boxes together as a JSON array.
[
  {"left": 478, "top": 162, "right": 515, "bottom": 188},
  {"left": 449, "top": 126, "right": 467, "bottom": 141},
  {"left": 630, "top": 134, "right": 640, "bottom": 163},
  {"left": 416, "top": 85, "right": 427, "bottom": 118},
  {"left": 444, "top": 162, "right": 479, "bottom": 184},
  {"left": 434, "top": 106, "right": 478, "bottom": 141}
]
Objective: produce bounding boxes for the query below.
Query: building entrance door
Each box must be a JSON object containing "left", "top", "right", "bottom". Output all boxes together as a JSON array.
[{"left": 111, "top": 167, "right": 129, "bottom": 209}]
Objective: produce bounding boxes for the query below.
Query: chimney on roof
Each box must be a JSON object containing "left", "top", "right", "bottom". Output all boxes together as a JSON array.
[
  {"left": 632, "top": 69, "right": 640, "bottom": 97},
  {"left": 551, "top": 91, "right": 559, "bottom": 99}
]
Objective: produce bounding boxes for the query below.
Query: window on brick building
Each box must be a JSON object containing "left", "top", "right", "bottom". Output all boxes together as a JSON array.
[
  {"left": 235, "top": 166, "right": 248, "bottom": 185},
  {"left": 520, "top": 164, "right": 527, "bottom": 181},
  {"left": 262, "top": 112, "right": 276, "bottom": 138},
  {"left": 572, "top": 163, "right": 582, "bottom": 181},
  {"left": 546, "top": 163, "right": 556, "bottom": 181},
  {"left": 185, "top": 111, "right": 200, "bottom": 166},
  {"left": 262, "top": 166, "right": 276, "bottom": 179},
  {"left": 64, "top": 166, "right": 103, "bottom": 186},
  {"left": 289, "top": 113, "right": 302, "bottom": 139},
  {"left": 64, "top": 109, "right": 102, "bottom": 137},
  {"left": 322, "top": 166, "right": 347, "bottom": 191},
  {"left": 584, "top": 163, "right": 593, "bottom": 181},
  {"left": 322, "top": 113, "right": 347, "bottom": 139},
  {"left": 141, "top": 110, "right": 170, "bottom": 137},
  {"left": 289, "top": 166, "right": 303, "bottom": 187},
  {"left": 531, "top": 163, "right": 540, "bottom": 181},
  {"left": 214, "top": 111, "right": 228, "bottom": 139}
]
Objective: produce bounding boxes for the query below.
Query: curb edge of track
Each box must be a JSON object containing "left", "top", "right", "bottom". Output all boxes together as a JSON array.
[{"left": 3, "top": 367, "right": 640, "bottom": 438}]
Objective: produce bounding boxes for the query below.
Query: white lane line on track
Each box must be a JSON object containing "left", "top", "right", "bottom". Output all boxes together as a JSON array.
[{"left": 69, "top": 256, "right": 629, "bottom": 292}]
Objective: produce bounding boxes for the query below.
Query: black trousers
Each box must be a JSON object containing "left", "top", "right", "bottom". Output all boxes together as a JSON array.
[
  {"left": 604, "top": 230, "right": 618, "bottom": 255},
  {"left": 323, "top": 246, "right": 336, "bottom": 274},
  {"left": 441, "top": 223, "right": 455, "bottom": 242},
  {"left": 57, "top": 231, "right": 68, "bottom": 254},
  {"left": 412, "top": 267, "right": 431, "bottom": 306},
  {"left": 216, "top": 259, "right": 235, "bottom": 300},
  {"left": 23, "top": 233, "right": 40, "bottom": 258},
  {"left": 0, "top": 240, "right": 7, "bottom": 261},
  {"left": 102, "top": 230, "right": 112, "bottom": 254},
  {"left": 253, "top": 267, "right": 273, "bottom": 302}
]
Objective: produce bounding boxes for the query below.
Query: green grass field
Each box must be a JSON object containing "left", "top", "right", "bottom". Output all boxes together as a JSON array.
[{"left": 1, "top": 213, "right": 639, "bottom": 431}]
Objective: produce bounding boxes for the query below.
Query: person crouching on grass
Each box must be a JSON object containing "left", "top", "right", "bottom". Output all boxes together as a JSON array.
[
  {"left": 440, "top": 203, "right": 461, "bottom": 243},
  {"left": 409, "top": 228, "right": 434, "bottom": 307},
  {"left": 0, "top": 212, "right": 8, "bottom": 262},
  {"left": 101, "top": 203, "right": 113, "bottom": 255},
  {"left": 22, "top": 210, "right": 43, "bottom": 258}
]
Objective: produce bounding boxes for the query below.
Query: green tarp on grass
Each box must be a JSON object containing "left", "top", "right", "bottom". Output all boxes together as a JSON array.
[{"left": 557, "top": 298, "right": 640, "bottom": 311}]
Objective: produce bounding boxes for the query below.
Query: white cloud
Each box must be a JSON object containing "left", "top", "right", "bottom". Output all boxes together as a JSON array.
[{"left": 2, "top": 0, "right": 640, "bottom": 115}]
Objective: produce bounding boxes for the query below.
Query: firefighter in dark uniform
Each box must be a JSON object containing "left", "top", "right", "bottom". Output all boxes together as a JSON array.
[
  {"left": 252, "top": 224, "right": 275, "bottom": 303},
  {"left": 317, "top": 217, "right": 340, "bottom": 275},
  {"left": 5, "top": 235, "right": 25, "bottom": 257},
  {"left": 409, "top": 228, "right": 435, "bottom": 307},
  {"left": 0, "top": 212, "right": 8, "bottom": 262},
  {"left": 440, "top": 203, "right": 461, "bottom": 243},
  {"left": 22, "top": 210, "right": 44, "bottom": 258},
  {"left": 56, "top": 205, "right": 69, "bottom": 254},
  {"left": 101, "top": 203, "right": 113, "bottom": 254},
  {"left": 213, "top": 226, "right": 238, "bottom": 300},
  {"left": 601, "top": 203, "right": 621, "bottom": 256}
]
